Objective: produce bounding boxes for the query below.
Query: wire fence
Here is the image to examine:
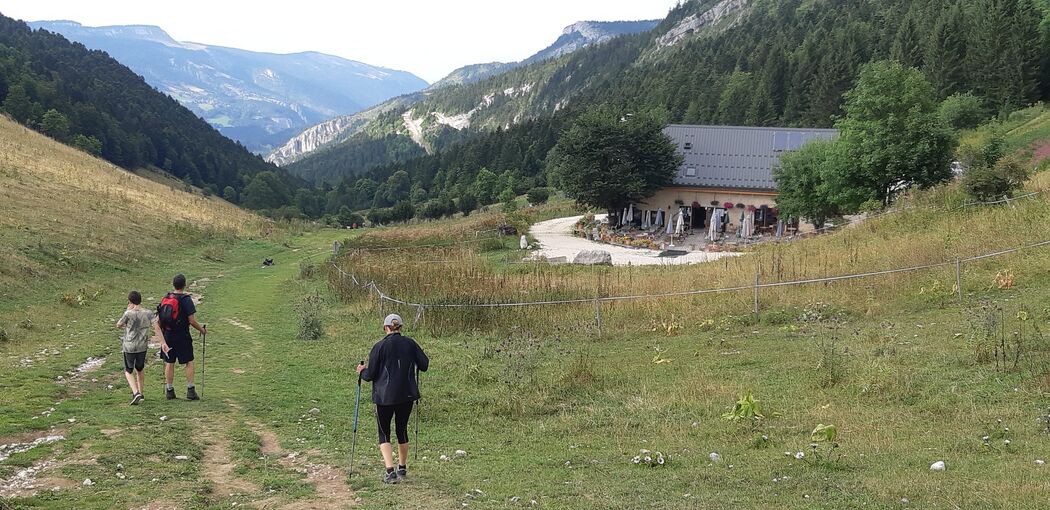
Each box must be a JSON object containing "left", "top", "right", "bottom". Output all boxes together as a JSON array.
[{"left": 325, "top": 237, "right": 1050, "bottom": 333}]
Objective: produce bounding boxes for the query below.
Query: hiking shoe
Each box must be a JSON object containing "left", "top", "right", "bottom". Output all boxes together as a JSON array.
[
  {"left": 131, "top": 393, "right": 143, "bottom": 406},
  {"left": 397, "top": 466, "right": 407, "bottom": 480},
  {"left": 186, "top": 387, "right": 199, "bottom": 401},
  {"left": 165, "top": 387, "right": 177, "bottom": 400},
  {"left": 382, "top": 470, "right": 400, "bottom": 484}
]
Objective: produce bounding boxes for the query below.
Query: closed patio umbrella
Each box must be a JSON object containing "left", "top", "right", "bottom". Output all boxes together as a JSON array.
[
  {"left": 666, "top": 210, "right": 675, "bottom": 235},
  {"left": 675, "top": 209, "right": 685, "bottom": 236},
  {"left": 626, "top": 204, "right": 634, "bottom": 224}
]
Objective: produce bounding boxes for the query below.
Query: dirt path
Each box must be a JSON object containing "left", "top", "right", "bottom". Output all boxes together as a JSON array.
[
  {"left": 529, "top": 215, "right": 738, "bottom": 266},
  {"left": 252, "top": 425, "right": 358, "bottom": 509},
  {"left": 202, "top": 433, "right": 260, "bottom": 499}
]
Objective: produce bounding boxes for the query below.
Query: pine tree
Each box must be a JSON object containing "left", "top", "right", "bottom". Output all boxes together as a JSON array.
[{"left": 924, "top": 2, "right": 968, "bottom": 97}]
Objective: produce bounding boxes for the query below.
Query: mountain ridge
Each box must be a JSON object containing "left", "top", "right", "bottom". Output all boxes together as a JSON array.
[
  {"left": 268, "top": 18, "right": 661, "bottom": 168},
  {"left": 29, "top": 20, "right": 429, "bottom": 154}
]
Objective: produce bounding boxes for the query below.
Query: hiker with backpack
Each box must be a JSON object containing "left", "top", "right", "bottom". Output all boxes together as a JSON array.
[
  {"left": 356, "top": 314, "right": 429, "bottom": 484},
  {"left": 152, "top": 274, "right": 206, "bottom": 400}
]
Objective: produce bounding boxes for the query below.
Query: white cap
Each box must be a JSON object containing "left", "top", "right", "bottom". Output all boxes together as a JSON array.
[{"left": 383, "top": 314, "right": 403, "bottom": 329}]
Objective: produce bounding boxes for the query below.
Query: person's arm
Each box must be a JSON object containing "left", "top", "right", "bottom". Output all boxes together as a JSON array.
[
  {"left": 414, "top": 342, "right": 430, "bottom": 372},
  {"left": 153, "top": 317, "right": 169, "bottom": 353},
  {"left": 187, "top": 314, "right": 206, "bottom": 334},
  {"left": 357, "top": 343, "right": 381, "bottom": 381},
  {"left": 116, "top": 310, "right": 128, "bottom": 330}
]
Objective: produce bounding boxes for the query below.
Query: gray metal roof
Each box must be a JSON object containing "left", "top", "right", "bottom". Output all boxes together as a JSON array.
[{"left": 663, "top": 124, "right": 838, "bottom": 191}]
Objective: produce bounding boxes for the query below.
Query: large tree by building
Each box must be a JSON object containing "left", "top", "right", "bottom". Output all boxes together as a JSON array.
[
  {"left": 549, "top": 106, "right": 681, "bottom": 224},
  {"left": 831, "top": 60, "right": 956, "bottom": 209},
  {"left": 773, "top": 139, "right": 845, "bottom": 229}
]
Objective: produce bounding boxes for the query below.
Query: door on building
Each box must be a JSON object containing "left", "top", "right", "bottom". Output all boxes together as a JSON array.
[{"left": 691, "top": 202, "right": 706, "bottom": 229}]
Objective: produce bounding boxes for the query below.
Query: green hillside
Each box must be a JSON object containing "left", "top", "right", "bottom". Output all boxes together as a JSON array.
[
  {"left": 0, "top": 13, "right": 295, "bottom": 199},
  {"left": 288, "top": 0, "right": 1050, "bottom": 219}
]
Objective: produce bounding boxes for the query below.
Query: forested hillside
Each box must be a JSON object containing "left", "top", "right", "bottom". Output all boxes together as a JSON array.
[
  {"left": 0, "top": 13, "right": 295, "bottom": 199},
  {"left": 293, "top": 0, "right": 1050, "bottom": 218}
]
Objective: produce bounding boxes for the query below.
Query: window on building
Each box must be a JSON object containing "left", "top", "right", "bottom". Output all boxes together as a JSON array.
[
  {"left": 683, "top": 142, "right": 693, "bottom": 151},
  {"left": 686, "top": 166, "right": 697, "bottom": 177}
]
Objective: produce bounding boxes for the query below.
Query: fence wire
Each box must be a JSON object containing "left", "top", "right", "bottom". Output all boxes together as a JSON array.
[{"left": 327, "top": 238, "right": 1050, "bottom": 311}]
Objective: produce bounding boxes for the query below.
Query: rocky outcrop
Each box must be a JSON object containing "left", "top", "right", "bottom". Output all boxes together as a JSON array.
[{"left": 657, "top": 0, "right": 750, "bottom": 47}]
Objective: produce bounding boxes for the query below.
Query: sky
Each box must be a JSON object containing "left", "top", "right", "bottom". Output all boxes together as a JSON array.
[{"left": 0, "top": 0, "right": 681, "bottom": 83}]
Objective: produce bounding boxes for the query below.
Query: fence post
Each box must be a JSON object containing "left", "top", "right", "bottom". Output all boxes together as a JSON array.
[
  {"left": 955, "top": 259, "right": 963, "bottom": 301},
  {"left": 753, "top": 272, "right": 760, "bottom": 317},
  {"left": 594, "top": 298, "right": 603, "bottom": 338}
]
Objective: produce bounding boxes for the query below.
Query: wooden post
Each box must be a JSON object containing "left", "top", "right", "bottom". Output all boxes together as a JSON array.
[
  {"left": 955, "top": 259, "right": 963, "bottom": 301},
  {"left": 753, "top": 272, "right": 760, "bottom": 317}
]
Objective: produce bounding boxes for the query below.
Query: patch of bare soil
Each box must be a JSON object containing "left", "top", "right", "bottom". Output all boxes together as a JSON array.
[
  {"left": 224, "top": 318, "right": 255, "bottom": 331},
  {"left": 252, "top": 425, "right": 358, "bottom": 509},
  {"left": 0, "top": 440, "right": 93, "bottom": 499},
  {"left": 133, "top": 501, "right": 183, "bottom": 510},
  {"left": 202, "top": 435, "right": 260, "bottom": 498},
  {"left": 1034, "top": 140, "right": 1050, "bottom": 164}
]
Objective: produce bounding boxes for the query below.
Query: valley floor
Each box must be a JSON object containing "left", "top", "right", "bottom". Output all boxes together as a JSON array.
[{"left": 3, "top": 222, "right": 1050, "bottom": 509}]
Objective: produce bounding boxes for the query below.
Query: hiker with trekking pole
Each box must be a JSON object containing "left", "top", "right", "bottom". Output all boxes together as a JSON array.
[
  {"left": 355, "top": 314, "right": 429, "bottom": 484},
  {"left": 153, "top": 274, "right": 207, "bottom": 401}
]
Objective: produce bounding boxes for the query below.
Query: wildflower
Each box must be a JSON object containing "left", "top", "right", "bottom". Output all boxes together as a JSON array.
[
  {"left": 631, "top": 456, "right": 641, "bottom": 464},
  {"left": 794, "top": 451, "right": 805, "bottom": 460}
]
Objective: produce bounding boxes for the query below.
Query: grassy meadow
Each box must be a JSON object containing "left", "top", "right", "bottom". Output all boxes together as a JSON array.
[{"left": 3, "top": 108, "right": 1050, "bottom": 509}]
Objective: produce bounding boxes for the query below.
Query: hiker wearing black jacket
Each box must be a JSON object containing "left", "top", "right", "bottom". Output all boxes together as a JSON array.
[{"left": 356, "top": 313, "right": 429, "bottom": 484}]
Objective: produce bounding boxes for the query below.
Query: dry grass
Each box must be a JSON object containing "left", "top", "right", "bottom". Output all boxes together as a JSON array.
[
  {"left": 0, "top": 116, "right": 269, "bottom": 289},
  {"left": 332, "top": 176, "right": 1050, "bottom": 335}
]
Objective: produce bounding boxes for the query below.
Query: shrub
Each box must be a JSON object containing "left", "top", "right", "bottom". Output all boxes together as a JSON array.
[
  {"left": 296, "top": 293, "right": 325, "bottom": 341},
  {"left": 938, "top": 93, "right": 989, "bottom": 131},
  {"left": 0, "top": 327, "right": 8, "bottom": 343},
  {"left": 458, "top": 192, "right": 479, "bottom": 216},
  {"left": 962, "top": 154, "right": 1030, "bottom": 202},
  {"left": 526, "top": 187, "right": 551, "bottom": 205},
  {"left": 419, "top": 199, "right": 451, "bottom": 220},
  {"left": 338, "top": 206, "right": 364, "bottom": 227}
]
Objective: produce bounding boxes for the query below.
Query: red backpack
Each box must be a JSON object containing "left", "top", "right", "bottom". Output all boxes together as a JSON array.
[{"left": 157, "top": 293, "right": 185, "bottom": 331}]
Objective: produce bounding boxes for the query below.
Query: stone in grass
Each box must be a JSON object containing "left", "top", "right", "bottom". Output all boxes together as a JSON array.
[
  {"left": 930, "top": 461, "right": 946, "bottom": 471},
  {"left": 455, "top": 449, "right": 467, "bottom": 457},
  {"left": 708, "top": 452, "right": 722, "bottom": 462},
  {"left": 572, "top": 250, "right": 613, "bottom": 266},
  {"left": 82, "top": 479, "right": 93, "bottom": 486},
  {"left": 174, "top": 455, "right": 189, "bottom": 461},
  {"left": 1036, "top": 459, "right": 1046, "bottom": 466},
  {"left": 159, "top": 416, "right": 168, "bottom": 422}
]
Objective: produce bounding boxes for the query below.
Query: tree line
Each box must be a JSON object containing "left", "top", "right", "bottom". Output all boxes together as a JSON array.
[
  {"left": 286, "top": 0, "right": 1050, "bottom": 225},
  {"left": 0, "top": 14, "right": 300, "bottom": 202}
]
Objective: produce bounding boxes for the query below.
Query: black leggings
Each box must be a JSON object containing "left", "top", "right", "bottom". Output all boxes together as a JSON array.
[{"left": 376, "top": 401, "right": 413, "bottom": 444}]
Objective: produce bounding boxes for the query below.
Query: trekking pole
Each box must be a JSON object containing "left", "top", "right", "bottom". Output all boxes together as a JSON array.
[
  {"left": 349, "top": 360, "right": 364, "bottom": 480},
  {"left": 414, "top": 367, "right": 421, "bottom": 460},
  {"left": 200, "top": 325, "right": 206, "bottom": 399}
]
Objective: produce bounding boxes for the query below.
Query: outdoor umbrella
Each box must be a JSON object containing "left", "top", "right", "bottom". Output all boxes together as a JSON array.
[
  {"left": 666, "top": 210, "right": 675, "bottom": 235},
  {"left": 675, "top": 209, "right": 685, "bottom": 236},
  {"left": 626, "top": 204, "right": 634, "bottom": 224},
  {"left": 708, "top": 209, "right": 720, "bottom": 241}
]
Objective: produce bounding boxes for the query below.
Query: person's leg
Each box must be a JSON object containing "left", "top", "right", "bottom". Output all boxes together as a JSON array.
[
  {"left": 394, "top": 401, "right": 414, "bottom": 469},
  {"left": 375, "top": 405, "right": 396, "bottom": 470},
  {"left": 164, "top": 362, "right": 174, "bottom": 386},
  {"left": 123, "top": 353, "right": 139, "bottom": 395},
  {"left": 136, "top": 369, "right": 145, "bottom": 395},
  {"left": 184, "top": 360, "right": 195, "bottom": 386},
  {"left": 123, "top": 369, "right": 139, "bottom": 395}
]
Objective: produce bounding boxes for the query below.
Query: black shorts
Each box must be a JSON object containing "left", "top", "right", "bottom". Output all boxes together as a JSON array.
[
  {"left": 160, "top": 341, "right": 194, "bottom": 364},
  {"left": 376, "top": 401, "right": 414, "bottom": 444},
  {"left": 123, "top": 351, "right": 146, "bottom": 373}
]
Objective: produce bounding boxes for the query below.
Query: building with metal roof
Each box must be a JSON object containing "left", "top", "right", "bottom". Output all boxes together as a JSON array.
[
  {"left": 663, "top": 124, "right": 839, "bottom": 191},
  {"left": 630, "top": 125, "right": 838, "bottom": 241}
]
